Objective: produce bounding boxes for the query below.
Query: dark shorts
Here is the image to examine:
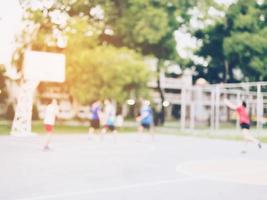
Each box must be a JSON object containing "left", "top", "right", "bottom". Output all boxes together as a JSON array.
[
  {"left": 141, "top": 123, "right": 150, "bottom": 130},
  {"left": 44, "top": 124, "right": 53, "bottom": 133},
  {"left": 104, "top": 125, "right": 115, "bottom": 131},
  {"left": 90, "top": 119, "right": 100, "bottom": 129},
  {"left": 240, "top": 123, "right": 250, "bottom": 130}
]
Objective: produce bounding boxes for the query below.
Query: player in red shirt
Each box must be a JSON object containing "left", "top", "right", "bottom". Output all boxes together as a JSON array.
[{"left": 224, "top": 98, "right": 262, "bottom": 153}]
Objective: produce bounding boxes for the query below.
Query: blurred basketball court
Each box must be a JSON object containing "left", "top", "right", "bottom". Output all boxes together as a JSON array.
[{"left": 0, "top": 133, "right": 266, "bottom": 200}]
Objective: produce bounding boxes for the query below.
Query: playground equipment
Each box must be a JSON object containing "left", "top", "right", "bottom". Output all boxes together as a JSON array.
[{"left": 11, "top": 50, "right": 65, "bottom": 136}]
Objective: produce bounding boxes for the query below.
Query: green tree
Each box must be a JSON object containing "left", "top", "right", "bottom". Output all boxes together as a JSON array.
[
  {"left": 14, "top": 1, "right": 150, "bottom": 105},
  {"left": 194, "top": 0, "right": 267, "bottom": 82},
  {"left": 14, "top": 0, "right": 220, "bottom": 118},
  {"left": 66, "top": 45, "right": 150, "bottom": 104},
  {"left": 194, "top": 23, "right": 230, "bottom": 83},
  {"left": 224, "top": 0, "right": 267, "bottom": 81}
]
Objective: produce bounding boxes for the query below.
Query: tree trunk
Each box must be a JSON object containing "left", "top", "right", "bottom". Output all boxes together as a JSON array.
[
  {"left": 228, "top": 63, "right": 234, "bottom": 82},
  {"left": 156, "top": 61, "right": 165, "bottom": 125},
  {"left": 224, "top": 60, "right": 229, "bottom": 82}
]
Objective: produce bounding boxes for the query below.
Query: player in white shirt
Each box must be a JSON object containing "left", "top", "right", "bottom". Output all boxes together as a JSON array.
[{"left": 43, "top": 99, "right": 58, "bottom": 150}]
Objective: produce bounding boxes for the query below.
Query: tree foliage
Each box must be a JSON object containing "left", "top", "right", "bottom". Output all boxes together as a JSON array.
[
  {"left": 224, "top": 0, "right": 267, "bottom": 81},
  {"left": 66, "top": 45, "right": 150, "bottom": 104},
  {"left": 195, "top": 0, "right": 267, "bottom": 83},
  {"left": 100, "top": 0, "right": 181, "bottom": 60},
  {"left": 14, "top": 0, "right": 150, "bottom": 104},
  {"left": 194, "top": 23, "right": 228, "bottom": 83}
]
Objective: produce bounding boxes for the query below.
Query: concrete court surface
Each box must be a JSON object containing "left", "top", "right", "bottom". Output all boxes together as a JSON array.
[{"left": 0, "top": 133, "right": 266, "bottom": 200}]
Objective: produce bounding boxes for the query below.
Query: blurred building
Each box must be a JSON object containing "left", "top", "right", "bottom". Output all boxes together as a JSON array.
[{"left": 146, "top": 58, "right": 193, "bottom": 121}]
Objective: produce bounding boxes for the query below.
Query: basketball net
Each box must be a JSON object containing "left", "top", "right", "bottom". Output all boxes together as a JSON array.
[{"left": 11, "top": 80, "right": 40, "bottom": 136}]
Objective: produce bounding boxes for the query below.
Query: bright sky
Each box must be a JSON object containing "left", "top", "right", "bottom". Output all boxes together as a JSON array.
[
  {"left": 215, "top": 0, "right": 236, "bottom": 6},
  {"left": 0, "top": 0, "right": 22, "bottom": 68}
]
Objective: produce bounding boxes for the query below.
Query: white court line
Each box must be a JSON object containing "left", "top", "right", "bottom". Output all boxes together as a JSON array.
[
  {"left": 176, "top": 160, "right": 267, "bottom": 186},
  {"left": 16, "top": 177, "right": 198, "bottom": 200}
]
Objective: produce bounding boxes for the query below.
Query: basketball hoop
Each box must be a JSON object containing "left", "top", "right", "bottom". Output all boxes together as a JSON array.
[{"left": 11, "top": 50, "right": 65, "bottom": 136}]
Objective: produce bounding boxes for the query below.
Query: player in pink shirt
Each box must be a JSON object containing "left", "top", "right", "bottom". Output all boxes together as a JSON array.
[{"left": 224, "top": 98, "right": 262, "bottom": 153}]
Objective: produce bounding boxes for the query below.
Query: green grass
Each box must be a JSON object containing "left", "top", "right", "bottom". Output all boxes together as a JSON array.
[
  {"left": 0, "top": 121, "right": 12, "bottom": 135},
  {"left": 154, "top": 122, "right": 267, "bottom": 143},
  {"left": 1, "top": 120, "right": 266, "bottom": 143},
  {"left": 0, "top": 120, "right": 137, "bottom": 135}
]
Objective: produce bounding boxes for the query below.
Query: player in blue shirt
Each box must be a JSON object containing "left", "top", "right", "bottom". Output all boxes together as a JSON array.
[{"left": 136, "top": 100, "right": 154, "bottom": 136}]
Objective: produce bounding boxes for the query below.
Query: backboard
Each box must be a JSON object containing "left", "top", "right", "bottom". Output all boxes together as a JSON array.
[{"left": 23, "top": 50, "right": 65, "bottom": 82}]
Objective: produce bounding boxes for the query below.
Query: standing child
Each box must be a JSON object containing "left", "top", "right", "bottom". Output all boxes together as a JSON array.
[
  {"left": 101, "top": 99, "right": 117, "bottom": 141},
  {"left": 136, "top": 100, "right": 154, "bottom": 140},
  {"left": 43, "top": 99, "right": 58, "bottom": 150},
  {"left": 88, "top": 100, "right": 102, "bottom": 138},
  {"left": 102, "top": 99, "right": 116, "bottom": 132},
  {"left": 224, "top": 98, "right": 262, "bottom": 153}
]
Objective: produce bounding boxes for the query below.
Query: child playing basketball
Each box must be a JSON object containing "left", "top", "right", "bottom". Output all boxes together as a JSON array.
[
  {"left": 136, "top": 100, "right": 154, "bottom": 139},
  {"left": 88, "top": 100, "right": 102, "bottom": 139},
  {"left": 43, "top": 99, "right": 58, "bottom": 150},
  {"left": 224, "top": 98, "right": 262, "bottom": 153},
  {"left": 102, "top": 99, "right": 116, "bottom": 133}
]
